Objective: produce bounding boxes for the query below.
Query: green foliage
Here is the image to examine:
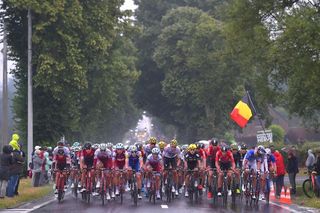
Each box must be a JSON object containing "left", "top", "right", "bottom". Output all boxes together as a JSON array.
[
  {"left": 269, "top": 124, "right": 285, "bottom": 143},
  {"left": 2, "top": 0, "right": 139, "bottom": 145}
]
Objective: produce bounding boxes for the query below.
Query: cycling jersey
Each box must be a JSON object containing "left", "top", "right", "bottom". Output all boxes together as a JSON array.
[
  {"left": 146, "top": 154, "right": 162, "bottom": 172},
  {"left": 207, "top": 145, "right": 221, "bottom": 168},
  {"left": 233, "top": 151, "right": 242, "bottom": 168},
  {"left": 81, "top": 148, "right": 95, "bottom": 168},
  {"left": 70, "top": 151, "right": 81, "bottom": 168},
  {"left": 113, "top": 151, "right": 126, "bottom": 169},
  {"left": 94, "top": 149, "right": 113, "bottom": 169},
  {"left": 216, "top": 150, "right": 234, "bottom": 170},
  {"left": 127, "top": 151, "right": 142, "bottom": 171},
  {"left": 163, "top": 144, "right": 181, "bottom": 159},
  {"left": 53, "top": 146, "right": 70, "bottom": 156},
  {"left": 185, "top": 152, "right": 200, "bottom": 170}
]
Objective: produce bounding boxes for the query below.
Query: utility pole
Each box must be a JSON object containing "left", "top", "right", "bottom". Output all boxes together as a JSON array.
[
  {"left": 27, "top": 8, "right": 33, "bottom": 164},
  {"left": 1, "top": 19, "right": 8, "bottom": 152}
]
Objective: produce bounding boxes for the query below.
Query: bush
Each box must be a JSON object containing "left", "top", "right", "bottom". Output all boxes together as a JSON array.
[{"left": 269, "top": 124, "right": 285, "bottom": 143}]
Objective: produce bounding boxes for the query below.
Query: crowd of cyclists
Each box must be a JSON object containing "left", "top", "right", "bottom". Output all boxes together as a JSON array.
[{"left": 51, "top": 137, "right": 278, "bottom": 205}]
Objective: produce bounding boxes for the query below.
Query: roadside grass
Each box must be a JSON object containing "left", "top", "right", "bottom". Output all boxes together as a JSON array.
[
  {"left": 0, "top": 178, "right": 53, "bottom": 209},
  {"left": 292, "top": 185, "right": 320, "bottom": 209}
]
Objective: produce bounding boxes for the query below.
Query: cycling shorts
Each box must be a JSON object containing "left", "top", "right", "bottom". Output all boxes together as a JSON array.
[
  {"left": 164, "top": 157, "right": 177, "bottom": 169},
  {"left": 220, "top": 162, "right": 231, "bottom": 171}
]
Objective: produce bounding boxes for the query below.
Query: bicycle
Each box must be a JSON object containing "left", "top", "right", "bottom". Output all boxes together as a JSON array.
[
  {"left": 70, "top": 167, "right": 80, "bottom": 198},
  {"left": 99, "top": 168, "right": 112, "bottom": 205},
  {"left": 264, "top": 172, "right": 271, "bottom": 204},
  {"left": 244, "top": 169, "right": 254, "bottom": 206},
  {"left": 164, "top": 168, "right": 175, "bottom": 203},
  {"left": 55, "top": 168, "right": 69, "bottom": 203},
  {"left": 129, "top": 170, "right": 138, "bottom": 206},
  {"left": 81, "top": 167, "right": 95, "bottom": 204},
  {"left": 230, "top": 171, "right": 237, "bottom": 205},
  {"left": 186, "top": 169, "right": 200, "bottom": 203},
  {"left": 148, "top": 171, "right": 161, "bottom": 204},
  {"left": 253, "top": 171, "right": 261, "bottom": 206},
  {"left": 115, "top": 169, "right": 126, "bottom": 204},
  {"left": 221, "top": 170, "right": 229, "bottom": 206},
  {"left": 303, "top": 171, "right": 319, "bottom": 198}
]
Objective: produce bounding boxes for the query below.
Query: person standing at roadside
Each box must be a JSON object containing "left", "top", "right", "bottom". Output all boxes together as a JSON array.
[
  {"left": 0, "top": 145, "right": 14, "bottom": 198},
  {"left": 306, "top": 149, "right": 315, "bottom": 172},
  {"left": 286, "top": 150, "right": 299, "bottom": 195},
  {"left": 273, "top": 150, "right": 286, "bottom": 198},
  {"left": 7, "top": 134, "right": 24, "bottom": 197}
]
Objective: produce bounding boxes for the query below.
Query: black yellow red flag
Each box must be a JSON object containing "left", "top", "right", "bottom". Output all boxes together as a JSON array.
[{"left": 230, "top": 95, "right": 253, "bottom": 128}]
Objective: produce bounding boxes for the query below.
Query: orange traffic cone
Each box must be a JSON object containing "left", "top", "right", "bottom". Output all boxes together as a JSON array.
[
  {"left": 279, "top": 186, "right": 292, "bottom": 204},
  {"left": 269, "top": 184, "right": 276, "bottom": 201}
]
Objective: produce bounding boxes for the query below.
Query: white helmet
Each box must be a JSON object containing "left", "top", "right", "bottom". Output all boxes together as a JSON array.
[
  {"left": 107, "top": 143, "right": 113, "bottom": 149},
  {"left": 116, "top": 143, "right": 124, "bottom": 150},
  {"left": 93, "top": 143, "right": 100, "bottom": 150},
  {"left": 265, "top": 148, "right": 271, "bottom": 155},
  {"left": 130, "top": 145, "right": 137, "bottom": 152},
  {"left": 257, "top": 145, "right": 266, "bottom": 155},
  {"left": 74, "top": 146, "right": 81, "bottom": 152},
  {"left": 152, "top": 147, "right": 160, "bottom": 154},
  {"left": 100, "top": 143, "right": 107, "bottom": 151}
]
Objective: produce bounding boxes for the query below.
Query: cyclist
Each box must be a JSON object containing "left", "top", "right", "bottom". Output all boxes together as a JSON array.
[
  {"left": 243, "top": 145, "right": 266, "bottom": 199},
  {"left": 106, "top": 142, "right": 114, "bottom": 152},
  {"left": 184, "top": 144, "right": 201, "bottom": 197},
  {"left": 70, "top": 146, "right": 81, "bottom": 189},
  {"left": 113, "top": 143, "right": 128, "bottom": 196},
  {"left": 126, "top": 145, "right": 144, "bottom": 199},
  {"left": 79, "top": 142, "right": 96, "bottom": 193},
  {"left": 53, "top": 147, "right": 71, "bottom": 195},
  {"left": 196, "top": 142, "right": 206, "bottom": 193},
  {"left": 94, "top": 143, "right": 113, "bottom": 200},
  {"left": 216, "top": 146, "right": 236, "bottom": 197},
  {"left": 144, "top": 147, "right": 163, "bottom": 199},
  {"left": 231, "top": 144, "right": 241, "bottom": 194},
  {"left": 206, "top": 139, "right": 221, "bottom": 198},
  {"left": 163, "top": 139, "right": 181, "bottom": 196},
  {"left": 239, "top": 144, "right": 248, "bottom": 169},
  {"left": 143, "top": 137, "right": 158, "bottom": 163},
  {"left": 158, "top": 141, "right": 167, "bottom": 155}
]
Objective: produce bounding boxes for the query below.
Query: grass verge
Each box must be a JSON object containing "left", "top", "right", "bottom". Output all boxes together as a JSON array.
[
  {"left": 0, "top": 178, "right": 53, "bottom": 209},
  {"left": 292, "top": 185, "right": 320, "bottom": 209}
]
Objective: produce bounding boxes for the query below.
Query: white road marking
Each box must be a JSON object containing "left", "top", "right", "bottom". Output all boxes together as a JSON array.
[{"left": 161, "top": 205, "right": 169, "bottom": 208}]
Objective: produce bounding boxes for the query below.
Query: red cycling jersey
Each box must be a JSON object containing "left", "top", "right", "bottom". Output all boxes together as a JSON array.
[
  {"left": 113, "top": 152, "right": 126, "bottom": 169},
  {"left": 215, "top": 150, "right": 234, "bottom": 164},
  {"left": 198, "top": 148, "right": 206, "bottom": 159},
  {"left": 207, "top": 145, "right": 221, "bottom": 161},
  {"left": 55, "top": 154, "right": 67, "bottom": 164}
]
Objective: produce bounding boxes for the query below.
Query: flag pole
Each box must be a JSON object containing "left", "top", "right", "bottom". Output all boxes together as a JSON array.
[{"left": 246, "top": 90, "right": 271, "bottom": 143}]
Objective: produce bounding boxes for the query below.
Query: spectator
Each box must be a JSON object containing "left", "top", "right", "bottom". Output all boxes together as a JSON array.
[
  {"left": 7, "top": 134, "right": 24, "bottom": 197},
  {"left": 306, "top": 149, "right": 315, "bottom": 172},
  {"left": 0, "top": 145, "right": 14, "bottom": 198},
  {"left": 43, "top": 151, "right": 52, "bottom": 184},
  {"left": 32, "top": 150, "right": 45, "bottom": 187},
  {"left": 286, "top": 151, "right": 299, "bottom": 195},
  {"left": 273, "top": 150, "right": 286, "bottom": 198}
]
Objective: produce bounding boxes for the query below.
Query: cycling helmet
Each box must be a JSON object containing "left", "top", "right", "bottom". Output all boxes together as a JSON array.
[
  {"left": 130, "top": 145, "right": 137, "bottom": 152},
  {"left": 265, "top": 148, "right": 271, "bottom": 155},
  {"left": 74, "top": 146, "right": 81, "bottom": 152},
  {"left": 211, "top": 139, "right": 218, "bottom": 146},
  {"left": 135, "top": 142, "right": 143, "bottom": 151},
  {"left": 116, "top": 143, "right": 124, "bottom": 150},
  {"left": 73, "top": 142, "right": 80, "bottom": 147},
  {"left": 221, "top": 146, "right": 229, "bottom": 152},
  {"left": 241, "top": 144, "right": 247, "bottom": 150},
  {"left": 84, "top": 142, "right": 92, "bottom": 150},
  {"left": 158, "top": 141, "right": 166, "bottom": 149},
  {"left": 93, "top": 143, "right": 100, "bottom": 150},
  {"left": 170, "top": 139, "right": 178, "bottom": 146},
  {"left": 257, "top": 145, "right": 266, "bottom": 155},
  {"left": 149, "top": 137, "right": 157, "bottom": 145},
  {"left": 106, "top": 143, "right": 113, "bottom": 149},
  {"left": 100, "top": 143, "right": 107, "bottom": 151},
  {"left": 188, "top": 144, "right": 197, "bottom": 151},
  {"left": 151, "top": 147, "right": 160, "bottom": 154},
  {"left": 181, "top": 144, "right": 188, "bottom": 151},
  {"left": 57, "top": 140, "right": 65, "bottom": 146},
  {"left": 197, "top": 142, "right": 205, "bottom": 149},
  {"left": 231, "top": 144, "right": 238, "bottom": 150},
  {"left": 57, "top": 148, "right": 65, "bottom": 155}
]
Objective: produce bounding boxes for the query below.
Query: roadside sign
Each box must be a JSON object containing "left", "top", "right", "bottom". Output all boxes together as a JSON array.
[{"left": 257, "top": 130, "right": 273, "bottom": 143}]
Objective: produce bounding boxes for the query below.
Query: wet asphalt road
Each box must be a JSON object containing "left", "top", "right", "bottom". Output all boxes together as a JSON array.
[{"left": 30, "top": 190, "right": 318, "bottom": 213}]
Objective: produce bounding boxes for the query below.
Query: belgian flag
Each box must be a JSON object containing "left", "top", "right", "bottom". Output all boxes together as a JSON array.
[{"left": 230, "top": 95, "right": 253, "bottom": 128}]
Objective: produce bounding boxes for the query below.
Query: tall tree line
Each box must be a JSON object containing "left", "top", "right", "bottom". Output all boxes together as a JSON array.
[
  {"left": 1, "top": 0, "right": 140, "bottom": 145},
  {"left": 133, "top": 0, "right": 320, "bottom": 142}
]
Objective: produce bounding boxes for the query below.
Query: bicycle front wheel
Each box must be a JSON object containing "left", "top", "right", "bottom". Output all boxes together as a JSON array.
[{"left": 303, "top": 179, "right": 315, "bottom": 198}]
